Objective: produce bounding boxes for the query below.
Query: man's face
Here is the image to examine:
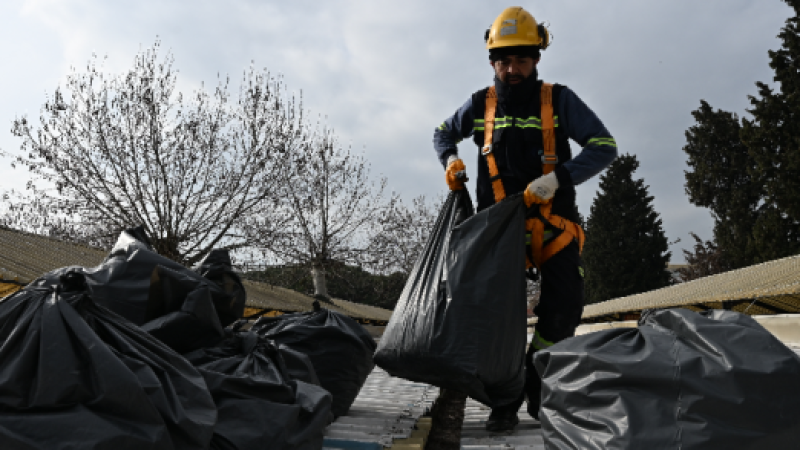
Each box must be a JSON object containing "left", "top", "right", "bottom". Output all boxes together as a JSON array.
[{"left": 490, "top": 55, "right": 539, "bottom": 84}]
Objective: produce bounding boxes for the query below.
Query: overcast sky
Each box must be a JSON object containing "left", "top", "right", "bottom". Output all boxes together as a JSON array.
[{"left": 0, "top": 0, "right": 793, "bottom": 263}]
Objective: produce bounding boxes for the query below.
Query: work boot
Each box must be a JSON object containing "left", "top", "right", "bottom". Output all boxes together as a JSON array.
[
  {"left": 485, "top": 408, "right": 520, "bottom": 432},
  {"left": 527, "top": 404, "right": 540, "bottom": 421},
  {"left": 527, "top": 393, "right": 541, "bottom": 421}
]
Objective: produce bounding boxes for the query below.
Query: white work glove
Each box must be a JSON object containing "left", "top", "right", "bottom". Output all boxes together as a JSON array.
[{"left": 524, "top": 172, "right": 559, "bottom": 207}]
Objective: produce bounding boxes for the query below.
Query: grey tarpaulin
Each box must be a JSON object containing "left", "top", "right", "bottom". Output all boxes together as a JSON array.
[
  {"left": 183, "top": 331, "right": 333, "bottom": 450},
  {"left": 535, "top": 308, "right": 800, "bottom": 449},
  {"left": 252, "top": 308, "right": 377, "bottom": 418},
  {"left": 374, "top": 191, "right": 528, "bottom": 407},
  {"left": 0, "top": 269, "right": 217, "bottom": 450}
]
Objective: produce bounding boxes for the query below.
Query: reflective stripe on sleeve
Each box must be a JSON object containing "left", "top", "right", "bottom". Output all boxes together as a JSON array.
[{"left": 587, "top": 137, "right": 617, "bottom": 148}]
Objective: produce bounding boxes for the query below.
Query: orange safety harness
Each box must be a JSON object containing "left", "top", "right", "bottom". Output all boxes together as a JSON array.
[{"left": 482, "top": 83, "right": 585, "bottom": 269}]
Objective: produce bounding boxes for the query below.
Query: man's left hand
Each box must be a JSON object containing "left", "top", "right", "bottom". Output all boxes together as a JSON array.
[{"left": 524, "top": 172, "right": 559, "bottom": 207}]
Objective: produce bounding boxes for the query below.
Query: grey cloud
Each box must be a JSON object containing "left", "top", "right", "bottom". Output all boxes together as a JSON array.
[{"left": 0, "top": 0, "right": 793, "bottom": 262}]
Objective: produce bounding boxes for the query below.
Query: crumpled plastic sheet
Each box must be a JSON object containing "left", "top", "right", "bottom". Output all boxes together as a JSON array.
[
  {"left": 184, "top": 331, "right": 333, "bottom": 450},
  {"left": 535, "top": 308, "right": 800, "bottom": 449}
]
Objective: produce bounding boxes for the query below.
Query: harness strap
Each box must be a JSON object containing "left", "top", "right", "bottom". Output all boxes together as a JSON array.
[
  {"left": 481, "top": 82, "right": 584, "bottom": 268},
  {"left": 527, "top": 203, "right": 586, "bottom": 268},
  {"left": 540, "top": 83, "right": 557, "bottom": 175},
  {"left": 483, "top": 87, "right": 506, "bottom": 203},
  {"left": 529, "top": 83, "right": 584, "bottom": 267}
]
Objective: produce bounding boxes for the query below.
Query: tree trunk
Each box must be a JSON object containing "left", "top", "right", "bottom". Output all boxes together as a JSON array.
[
  {"left": 425, "top": 389, "right": 467, "bottom": 450},
  {"left": 311, "top": 264, "right": 329, "bottom": 300}
]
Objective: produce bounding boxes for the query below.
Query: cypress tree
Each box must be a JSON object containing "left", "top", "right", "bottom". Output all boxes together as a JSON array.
[
  {"left": 740, "top": 0, "right": 800, "bottom": 261},
  {"left": 683, "top": 101, "right": 760, "bottom": 270},
  {"left": 583, "top": 154, "right": 671, "bottom": 304}
]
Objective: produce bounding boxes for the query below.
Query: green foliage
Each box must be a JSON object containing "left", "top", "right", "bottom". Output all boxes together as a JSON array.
[
  {"left": 683, "top": 101, "right": 759, "bottom": 269},
  {"left": 583, "top": 154, "right": 671, "bottom": 304},
  {"left": 740, "top": 0, "right": 800, "bottom": 261},
  {"left": 244, "top": 261, "right": 406, "bottom": 310},
  {"left": 683, "top": 1, "right": 800, "bottom": 267}
]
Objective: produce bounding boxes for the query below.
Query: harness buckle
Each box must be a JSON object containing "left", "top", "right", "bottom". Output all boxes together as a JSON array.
[
  {"left": 541, "top": 154, "right": 558, "bottom": 164},
  {"left": 481, "top": 144, "right": 493, "bottom": 155}
]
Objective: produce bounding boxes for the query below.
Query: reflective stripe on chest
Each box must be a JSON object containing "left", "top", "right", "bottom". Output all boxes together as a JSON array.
[{"left": 475, "top": 115, "right": 559, "bottom": 130}]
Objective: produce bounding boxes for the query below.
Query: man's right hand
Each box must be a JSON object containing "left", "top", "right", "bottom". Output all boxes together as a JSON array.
[{"left": 445, "top": 157, "right": 467, "bottom": 190}]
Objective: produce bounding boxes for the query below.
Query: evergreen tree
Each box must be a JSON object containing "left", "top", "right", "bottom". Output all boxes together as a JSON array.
[
  {"left": 683, "top": 101, "right": 760, "bottom": 270},
  {"left": 583, "top": 154, "right": 671, "bottom": 304},
  {"left": 740, "top": 0, "right": 800, "bottom": 261}
]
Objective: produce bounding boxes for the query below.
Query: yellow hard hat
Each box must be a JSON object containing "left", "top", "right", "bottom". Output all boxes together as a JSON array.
[{"left": 485, "top": 7, "right": 549, "bottom": 50}]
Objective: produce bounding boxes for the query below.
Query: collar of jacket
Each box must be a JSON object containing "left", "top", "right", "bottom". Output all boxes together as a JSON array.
[{"left": 494, "top": 69, "right": 540, "bottom": 110}]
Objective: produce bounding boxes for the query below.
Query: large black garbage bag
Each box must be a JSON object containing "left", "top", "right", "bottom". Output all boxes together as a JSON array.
[
  {"left": 192, "top": 249, "right": 246, "bottom": 326},
  {"left": 0, "top": 270, "right": 217, "bottom": 450},
  {"left": 252, "top": 308, "right": 377, "bottom": 417},
  {"left": 374, "top": 191, "right": 528, "bottom": 407},
  {"left": 535, "top": 308, "right": 800, "bottom": 450},
  {"left": 141, "top": 265, "right": 226, "bottom": 353},
  {"left": 183, "top": 331, "right": 332, "bottom": 450},
  {"left": 84, "top": 228, "right": 245, "bottom": 332}
]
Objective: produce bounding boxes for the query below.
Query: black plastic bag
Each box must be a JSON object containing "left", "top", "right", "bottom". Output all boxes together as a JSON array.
[
  {"left": 0, "top": 269, "right": 217, "bottom": 450},
  {"left": 84, "top": 229, "right": 245, "bottom": 332},
  {"left": 183, "top": 331, "right": 332, "bottom": 450},
  {"left": 535, "top": 308, "right": 800, "bottom": 450},
  {"left": 191, "top": 249, "right": 247, "bottom": 327},
  {"left": 252, "top": 308, "right": 377, "bottom": 418},
  {"left": 374, "top": 191, "right": 528, "bottom": 407},
  {"left": 141, "top": 265, "right": 226, "bottom": 354}
]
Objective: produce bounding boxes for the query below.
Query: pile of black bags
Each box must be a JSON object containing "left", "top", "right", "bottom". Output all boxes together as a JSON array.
[
  {"left": 0, "top": 269, "right": 217, "bottom": 449},
  {"left": 0, "top": 227, "right": 375, "bottom": 449}
]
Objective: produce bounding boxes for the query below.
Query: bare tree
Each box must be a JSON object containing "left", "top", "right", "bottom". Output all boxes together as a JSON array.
[
  {"left": 263, "top": 128, "right": 398, "bottom": 300},
  {"left": 370, "top": 193, "right": 443, "bottom": 276},
  {"left": 1, "top": 41, "right": 308, "bottom": 265}
]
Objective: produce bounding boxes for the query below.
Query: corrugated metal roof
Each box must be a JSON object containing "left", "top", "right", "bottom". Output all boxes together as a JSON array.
[
  {"left": 329, "top": 298, "right": 393, "bottom": 322},
  {"left": 243, "top": 279, "right": 327, "bottom": 312},
  {"left": 241, "top": 279, "right": 393, "bottom": 321},
  {"left": 0, "top": 283, "right": 22, "bottom": 299},
  {"left": 0, "top": 227, "right": 107, "bottom": 283},
  {"left": 583, "top": 253, "right": 800, "bottom": 321},
  {"left": 461, "top": 398, "right": 544, "bottom": 449},
  {"left": 323, "top": 366, "right": 437, "bottom": 448},
  {"left": 323, "top": 364, "right": 546, "bottom": 449}
]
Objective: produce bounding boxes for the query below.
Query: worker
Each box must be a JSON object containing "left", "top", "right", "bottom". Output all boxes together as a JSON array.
[{"left": 433, "top": 7, "right": 617, "bottom": 432}]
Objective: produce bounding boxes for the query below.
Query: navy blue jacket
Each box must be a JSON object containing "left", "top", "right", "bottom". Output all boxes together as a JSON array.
[{"left": 434, "top": 77, "right": 617, "bottom": 213}]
